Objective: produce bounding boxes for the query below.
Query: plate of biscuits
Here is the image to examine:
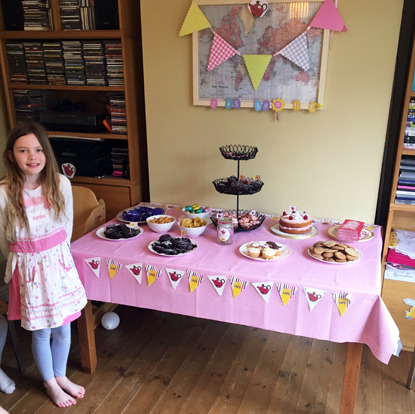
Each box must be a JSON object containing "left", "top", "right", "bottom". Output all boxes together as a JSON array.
[{"left": 308, "top": 240, "right": 361, "bottom": 264}]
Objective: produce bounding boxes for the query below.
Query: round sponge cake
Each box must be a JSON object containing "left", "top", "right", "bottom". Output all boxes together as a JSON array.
[{"left": 279, "top": 208, "right": 312, "bottom": 234}]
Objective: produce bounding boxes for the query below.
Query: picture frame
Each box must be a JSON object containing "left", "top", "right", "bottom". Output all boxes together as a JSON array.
[{"left": 192, "top": 0, "right": 330, "bottom": 109}]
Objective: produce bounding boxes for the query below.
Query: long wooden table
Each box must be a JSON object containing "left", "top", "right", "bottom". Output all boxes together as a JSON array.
[{"left": 72, "top": 208, "right": 400, "bottom": 413}]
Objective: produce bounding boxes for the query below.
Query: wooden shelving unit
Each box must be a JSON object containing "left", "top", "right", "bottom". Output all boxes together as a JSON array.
[
  {"left": 0, "top": 0, "right": 147, "bottom": 220},
  {"left": 381, "top": 34, "right": 415, "bottom": 352}
]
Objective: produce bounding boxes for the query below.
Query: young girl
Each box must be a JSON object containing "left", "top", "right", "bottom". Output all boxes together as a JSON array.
[{"left": 0, "top": 122, "right": 88, "bottom": 408}]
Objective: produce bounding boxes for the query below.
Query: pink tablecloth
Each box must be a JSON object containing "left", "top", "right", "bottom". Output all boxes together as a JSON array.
[{"left": 71, "top": 208, "right": 400, "bottom": 364}]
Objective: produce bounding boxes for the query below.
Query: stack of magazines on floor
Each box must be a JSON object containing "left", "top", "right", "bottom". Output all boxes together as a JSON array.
[{"left": 384, "top": 229, "right": 415, "bottom": 283}]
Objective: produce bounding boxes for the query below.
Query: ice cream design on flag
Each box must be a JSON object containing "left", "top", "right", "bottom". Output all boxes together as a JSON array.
[
  {"left": 166, "top": 268, "right": 185, "bottom": 290},
  {"left": 230, "top": 276, "right": 248, "bottom": 298},
  {"left": 252, "top": 281, "right": 273, "bottom": 303},
  {"left": 208, "top": 276, "right": 228, "bottom": 296},
  {"left": 304, "top": 286, "right": 326, "bottom": 310},
  {"left": 332, "top": 292, "right": 350, "bottom": 316},
  {"left": 106, "top": 258, "right": 122, "bottom": 279},
  {"left": 276, "top": 283, "right": 298, "bottom": 305},
  {"left": 145, "top": 264, "right": 162, "bottom": 287},
  {"left": 126, "top": 263, "right": 143, "bottom": 284},
  {"left": 85, "top": 257, "right": 101, "bottom": 278},
  {"left": 404, "top": 298, "right": 415, "bottom": 320},
  {"left": 188, "top": 270, "right": 204, "bottom": 292}
]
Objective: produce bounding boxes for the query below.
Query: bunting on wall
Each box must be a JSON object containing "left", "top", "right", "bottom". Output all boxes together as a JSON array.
[{"left": 180, "top": 0, "right": 346, "bottom": 94}]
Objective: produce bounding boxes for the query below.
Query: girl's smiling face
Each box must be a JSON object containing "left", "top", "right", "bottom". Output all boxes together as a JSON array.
[{"left": 11, "top": 133, "right": 46, "bottom": 182}]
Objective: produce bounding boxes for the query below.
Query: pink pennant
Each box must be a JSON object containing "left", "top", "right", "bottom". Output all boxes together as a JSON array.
[
  {"left": 208, "top": 33, "right": 239, "bottom": 71},
  {"left": 309, "top": 0, "right": 347, "bottom": 32}
]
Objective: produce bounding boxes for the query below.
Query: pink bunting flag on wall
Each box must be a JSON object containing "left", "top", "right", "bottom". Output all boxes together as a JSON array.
[
  {"left": 207, "top": 33, "right": 239, "bottom": 71},
  {"left": 309, "top": 0, "right": 347, "bottom": 32},
  {"left": 278, "top": 32, "right": 310, "bottom": 71}
]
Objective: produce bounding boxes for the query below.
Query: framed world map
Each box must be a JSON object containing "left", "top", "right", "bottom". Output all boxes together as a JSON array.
[{"left": 192, "top": 0, "right": 330, "bottom": 109}]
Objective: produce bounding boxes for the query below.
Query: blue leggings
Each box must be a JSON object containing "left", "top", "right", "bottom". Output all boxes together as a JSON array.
[{"left": 31, "top": 323, "right": 71, "bottom": 381}]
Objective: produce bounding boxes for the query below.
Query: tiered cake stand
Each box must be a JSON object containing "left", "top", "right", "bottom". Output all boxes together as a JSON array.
[{"left": 212, "top": 145, "right": 265, "bottom": 231}]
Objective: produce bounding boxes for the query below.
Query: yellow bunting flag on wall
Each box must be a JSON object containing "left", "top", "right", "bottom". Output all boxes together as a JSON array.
[
  {"left": 179, "top": 1, "right": 211, "bottom": 36},
  {"left": 243, "top": 54, "right": 272, "bottom": 90}
]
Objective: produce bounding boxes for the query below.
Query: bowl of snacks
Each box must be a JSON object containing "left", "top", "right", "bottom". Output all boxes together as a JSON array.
[
  {"left": 146, "top": 215, "right": 176, "bottom": 233},
  {"left": 182, "top": 204, "right": 211, "bottom": 220},
  {"left": 178, "top": 216, "right": 208, "bottom": 237}
]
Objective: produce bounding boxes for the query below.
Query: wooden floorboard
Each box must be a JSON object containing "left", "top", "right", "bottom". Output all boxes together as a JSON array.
[{"left": 1, "top": 305, "right": 414, "bottom": 414}]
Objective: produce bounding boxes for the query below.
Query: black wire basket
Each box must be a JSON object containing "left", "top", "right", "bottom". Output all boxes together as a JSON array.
[
  {"left": 219, "top": 145, "right": 258, "bottom": 160},
  {"left": 210, "top": 210, "right": 266, "bottom": 232},
  {"left": 213, "top": 177, "right": 264, "bottom": 195}
]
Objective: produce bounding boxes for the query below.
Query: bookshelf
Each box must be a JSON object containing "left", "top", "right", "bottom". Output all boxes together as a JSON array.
[
  {"left": 381, "top": 34, "right": 415, "bottom": 352},
  {"left": 0, "top": 0, "right": 148, "bottom": 220}
]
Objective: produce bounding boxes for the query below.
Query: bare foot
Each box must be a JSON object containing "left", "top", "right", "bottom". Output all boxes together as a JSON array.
[
  {"left": 55, "top": 376, "right": 85, "bottom": 399},
  {"left": 44, "top": 378, "right": 76, "bottom": 408}
]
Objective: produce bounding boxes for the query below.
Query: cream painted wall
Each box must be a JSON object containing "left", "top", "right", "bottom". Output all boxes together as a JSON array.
[{"left": 141, "top": 0, "right": 404, "bottom": 223}]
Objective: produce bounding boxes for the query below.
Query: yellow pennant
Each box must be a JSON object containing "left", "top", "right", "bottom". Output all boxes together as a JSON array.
[
  {"left": 179, "top": 1, "right": 211, "bottom": 36},
  {"left": 108, "top": 263, "right": 118, "bottom": 279},
  {"left": 189, "top": 275, "right": 200, "bottom": 292},
  {"left": 281, "top": 287, "right": 292, "bottom": 305},
  {"left": 232, "top": 280, "right": 243, "bottom": 298},
  {"left": 148, "top": 269, "right": 157, "bottom": 286},
  {"left": 337, "top": 297, "right": 348, "bottom": 316}
]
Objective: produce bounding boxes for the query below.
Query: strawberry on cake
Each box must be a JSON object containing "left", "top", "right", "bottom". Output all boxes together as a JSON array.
[{"left": 279, "top": 206, "right": 313, "bottom": 235}]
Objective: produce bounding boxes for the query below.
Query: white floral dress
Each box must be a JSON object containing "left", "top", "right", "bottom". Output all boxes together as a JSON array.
[{"left": 0, "top": 174, "right": 87, "bottom": 330}]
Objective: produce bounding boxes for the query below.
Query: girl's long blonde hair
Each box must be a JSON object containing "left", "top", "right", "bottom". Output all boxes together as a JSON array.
[{"left": 2, "top": 122, "right": 65, "bottom": 234}]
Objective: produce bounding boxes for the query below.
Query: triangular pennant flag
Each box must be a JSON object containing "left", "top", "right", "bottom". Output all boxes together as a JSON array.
[
  {"left": 243, "top": 54, "right": 272, "bottom": 90},
  {"left": 166, "top": 268, "right": 185, "bottom": 290},
  {"left": 85, "top": 257, "right": 101, "bottom": 278},
  {"left": 309, "top": 0, "right": 347, "bottom": 32},
  {"left": 207, "top": 33, "right": 239, "bottom": 71},
  {"left": 331, "top": 292, "right": 350, "bottom": 316},
  {"left": 278, "top": 32, "right": 310, "bottom": 71},
  {"left": 304, "top": 286, "right": 326, "bottom": 311},
  {"left": 208, "top": 276, "right": 227, "bottom": 296},
  {"left": 239, "top": 5, "right": 255, "bottom": 36},
  {"left": 230, "top": 277, "right": 248, "bottom": 298},
  {"left": 126, "top": 263, "right": 143, "bottom": 284},
  {"left": 179, "top": 1, "right": 211, "bottom": 36},
  {"left": 252, "top": 282, "right": 273, "bottom": 303},
  {"left": 188, "top": 271, "right": 203, "bottom": 292},
  {"left": 276, "top": 283, "right": 298, "bottom": 306},
  {"left": 106, "top": 259, "right": 122, "bottom": 279},
  {"left": 146, "top": 265, "right": 161, "bottom": 287}
]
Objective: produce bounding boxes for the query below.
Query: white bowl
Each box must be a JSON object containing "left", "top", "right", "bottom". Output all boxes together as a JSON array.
[
  {"left": 178, "top": 216, "right": 208, "bottom": 237},
  {"left": 182, "top": 207, "right": 211, "bottom": 220},
  {"left": 146, "top": 215, "right": 176, "bottom": 233}
]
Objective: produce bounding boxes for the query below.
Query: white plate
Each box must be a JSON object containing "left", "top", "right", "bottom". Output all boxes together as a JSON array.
[
  {"left": 307, "top": 248, "right": 362, "bottom": 264},
  {"left": 96, "top": 224, "right": 144, "bottom": 241},
  {"left": 239, "top": 241, "right": 291, "bottom": 261},
  {"left": 328, "top": 225, "right": 374, "bottom": 242},
  {"left": 148, "top": 239, "right": 199, "bottom": 256},
  {"left": 271, "top": 224, "right": 318, "bottom": 239},
  {"left": 116, "top": 202, "right": 167, "bottom": 224}
]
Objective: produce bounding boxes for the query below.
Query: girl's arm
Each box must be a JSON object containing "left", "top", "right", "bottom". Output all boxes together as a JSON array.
[
  {"left": 0, "top": 186, "right": 9, "bottom": 258},
  {"left": 60, "top": 175, "right": 74, "bottom": 244}
]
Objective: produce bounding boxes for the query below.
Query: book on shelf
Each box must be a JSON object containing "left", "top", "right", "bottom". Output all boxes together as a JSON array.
[
  {"left": 396, "top": 190, "right": 415, "bottom": 197},
  {"left": 398, "top": 185, "right": 415, "bottom": 191}
]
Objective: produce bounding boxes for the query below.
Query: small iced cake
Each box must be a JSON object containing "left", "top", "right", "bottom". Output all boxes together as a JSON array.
[
  {"left": 261, "top": 246, "right": 276, "bottom": 260},
  {"left": 279, "top": 207, "right": 313, "bottom": 235}
]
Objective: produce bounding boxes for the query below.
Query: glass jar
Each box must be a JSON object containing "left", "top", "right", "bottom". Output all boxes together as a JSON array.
[{"left": 217, "top": 217, "right": 234, "bottom": 245}]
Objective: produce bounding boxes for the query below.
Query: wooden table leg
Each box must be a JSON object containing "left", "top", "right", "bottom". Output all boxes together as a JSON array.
[
  {"left": 340, "top": 343, "right": 363, "bottom": 414},
  {"left": 77, "top": 300, "right": 97, "bottom": 373}
]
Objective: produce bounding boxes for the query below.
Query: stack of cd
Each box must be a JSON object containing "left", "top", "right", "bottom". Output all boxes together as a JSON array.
[
  {"left": 83, "top": 40, "right": 106, "bottom": 86},
  {"left": 104, "top": 40, "right": 124, "bottom": 86},
  {"left": 43, "top": 41, "right": 66, "bottom": 85},
  {"left": 109, "top": 92, "right": 127, "bottom": 134},
  {"left": 62, "top": 40, "right": 85, "bottom": 85},
  {"left": 59, "top": 0, "right": 82, "bottom": 30},
  {"left": 22, "top": 0, "right": 52, "bottom": 31},
  {"left": 23, "top": 41, "right": 47, "bottom": 84},
  {"left": 13, "top": 89, "right": 47, "bottom": 122},
  {"left": 6, "top": 42, "right": 27, "bottom": 84}
]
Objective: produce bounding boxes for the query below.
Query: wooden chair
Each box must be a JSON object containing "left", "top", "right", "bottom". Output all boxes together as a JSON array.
[
  {"left": 71, "top": 185, "right": 106, "bottom": 242},
  {"left": 407, "top": 350, "right": 415, "bottom": 389},
  {"left": 0, "top": 299, "right": 24, "bottom": 373}
]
